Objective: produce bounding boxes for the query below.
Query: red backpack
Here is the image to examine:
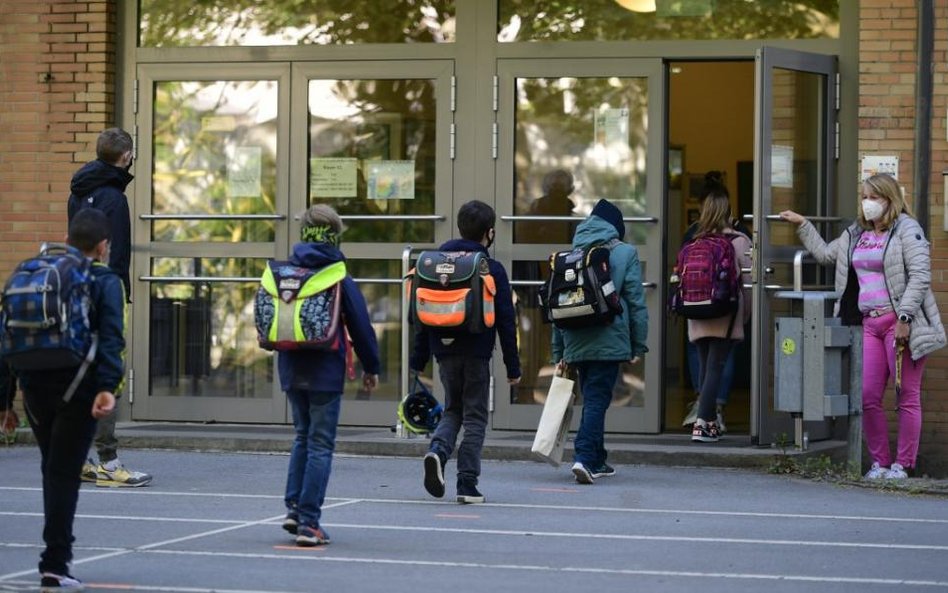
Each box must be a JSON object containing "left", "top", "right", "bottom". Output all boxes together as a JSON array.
[{"left": 669, "top": 233, "right": 741, "bottom": 320}]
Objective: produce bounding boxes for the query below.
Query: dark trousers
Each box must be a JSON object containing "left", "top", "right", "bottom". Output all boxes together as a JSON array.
[
  {"left": 573, "top": 360, "right": 620, "bottom": 468},
  {"left": 92, "top": 409, "right": 118, "bottom": 463},
  {"left": 429, "top": 356, "right": 490, "bottom": 486},
  {"left": 694, "top": 337, "right": 735, "bottom": 422},
  {"left": 22, "top": 387, "right": 97, "bottom": 575}
]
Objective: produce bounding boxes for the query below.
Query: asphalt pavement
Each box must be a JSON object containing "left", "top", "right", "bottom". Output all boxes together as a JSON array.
[{"left": 1, "top": 447, "right": 947, "bottom": 593}]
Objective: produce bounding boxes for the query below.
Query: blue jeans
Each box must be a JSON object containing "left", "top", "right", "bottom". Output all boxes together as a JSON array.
[
  {"left": 285, "top": 389, "right": 341, "bottom": 530},
  {"left": 694, "top": 338, "right": 735, "bottom": 422},
  {"left": 572, "top": 361, "right": 620, "bottom": 469},
  {"left": 687, "top": 340, "right": 735, "bottom": 406},
  {"left": 429, "top": 356, "right": 490, "bottom": 486}
]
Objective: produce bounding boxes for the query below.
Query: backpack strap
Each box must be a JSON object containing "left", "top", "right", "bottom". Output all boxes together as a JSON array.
[{"left": 62, "top": 333, "right": 98, "bottom": 403}]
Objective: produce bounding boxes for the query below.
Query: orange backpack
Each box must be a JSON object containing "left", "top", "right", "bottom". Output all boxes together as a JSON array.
[{"left": 407, "top": 251, "right": 496, "bottom": 334}]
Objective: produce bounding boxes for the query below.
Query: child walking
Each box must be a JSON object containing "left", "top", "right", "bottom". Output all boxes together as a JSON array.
[{"left": 412, "top": 200, "right": 521, "bottom": 503}]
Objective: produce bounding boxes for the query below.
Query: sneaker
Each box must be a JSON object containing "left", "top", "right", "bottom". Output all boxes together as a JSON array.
[
  {"left": 40, "top": 572, "right": 83, "bottom": 592},
  {"left": 884, "top": 463, "right": 908, "bottom": 480},
  {"left": 863, "top": 462, "right": 888, "bottom": 480},
  {"left": 691, "top": 420, "right": 720, "bottom": 443},
  {"left": 715, "top": 405, "right": 727, "bottom": 434},
  {"left": 282, "top": 513, "right": 298, "bottom": 535},
  {"left": 423, "top": 451, "right": 445, "bottom": 498},
  {"left": 95, "top": 461, "right": 152, "bottom": 488},
  {"left": 456, "top": 481, "right": 485, "bottom": 504},
  {"left": 681, "top": 399, "right": 698, "bottom": 426},
  {"left": 295, "top": 525, "right": 331, "bottom": 547},
  {"left": 571, "top": 462, "right": 594, "bottom": 485},
  {"left": 80, "top": 459, "right": 97, "bottom": 483},
  {"left": 590, "top": 464, "right": 616, "bottom": 479}
]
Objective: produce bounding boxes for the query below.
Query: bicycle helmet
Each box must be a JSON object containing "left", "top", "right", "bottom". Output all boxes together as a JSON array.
[{"left": 397, "top": 378, "right": 443, "bottom": 434}]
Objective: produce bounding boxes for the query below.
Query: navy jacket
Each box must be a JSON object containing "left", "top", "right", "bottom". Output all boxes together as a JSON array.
[
  {"left": 68, "top": 159, "right": 134, "bottom": 299},
  {"left": 14, "top": 260, "right": 127, "bottom": 402},
  {"left": 410, "top": 239, "right": 521, "bottom": 380},
  {"left": 277, "top": 242, "right": 381, "bottom": 393}
]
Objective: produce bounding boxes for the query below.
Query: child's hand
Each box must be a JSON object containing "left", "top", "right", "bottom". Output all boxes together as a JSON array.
[
  {"left": 362, "top": 373, "right": 379, "bottom": 392},
  {"left": 92, "top": 391, "right": 115, "bottom": 419}
]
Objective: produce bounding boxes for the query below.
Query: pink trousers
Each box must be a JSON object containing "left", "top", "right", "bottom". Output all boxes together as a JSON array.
[{"left": 862, "top": 312, "right": 926, "bottom": 468}]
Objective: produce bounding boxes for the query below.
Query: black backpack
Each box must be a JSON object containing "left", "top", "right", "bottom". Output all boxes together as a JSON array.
[{"left": 539, "top": 243, "right": 622, "bottom": 329}]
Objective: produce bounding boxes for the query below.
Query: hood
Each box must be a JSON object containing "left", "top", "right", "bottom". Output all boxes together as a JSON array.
[
  {"left": 439, "top": 238, "right": 488, "bottom": 254},
  {"left": 572, "top": 215, "right": 619, "bottom": 248},
  {"left": 70, "top": 159, "right": 134, "bottom": 197},
  {"left": 289, "top": 242, "right": 346, "bottom": 269}
]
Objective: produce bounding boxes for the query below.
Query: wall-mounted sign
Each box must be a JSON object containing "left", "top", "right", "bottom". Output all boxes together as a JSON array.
[
  {"left": 861, "top": 155, "right": 898, "bottom": 181},
  {"left": 367, "top": 160, "right": 415, "bottom": 200},
  {"left": 310, "top": 158, "right": 357, "bottom": 198},
  {"left": 227, "top": 146, "right": 261, "bottom": 198}
]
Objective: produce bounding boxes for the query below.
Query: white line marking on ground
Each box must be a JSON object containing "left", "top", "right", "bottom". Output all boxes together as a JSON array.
[
  {"left": 0, "top": 511, "right": 249, "bottom": 524},
  {"left": 0, "top": 580, "right": 301, "bottom": 593},
  {"left": 320, "top": 522, "right": 948, "bottom": 552},
  {"left": 135, "top": 549, "right": 948, "bottom": 587},
  {"left": 4, "top": 486, "right": 944, "bottom": 525}
]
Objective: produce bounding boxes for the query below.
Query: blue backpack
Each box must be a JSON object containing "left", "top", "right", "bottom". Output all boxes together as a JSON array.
[{"left": 0, "top": 243, "right": 98, "bottom": 401}]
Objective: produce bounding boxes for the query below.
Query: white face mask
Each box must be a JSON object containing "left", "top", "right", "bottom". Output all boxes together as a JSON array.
[{"left": 862, "top": 199, "right": 886, "bottom": 222}]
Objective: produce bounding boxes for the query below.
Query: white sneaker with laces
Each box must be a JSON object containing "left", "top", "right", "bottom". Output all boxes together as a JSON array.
[
  {"left": 884, "top": 463, "right": 908, "bottom": 480},
  {"left": 863, "top": 462, "right": 888, "bottom": 480}
]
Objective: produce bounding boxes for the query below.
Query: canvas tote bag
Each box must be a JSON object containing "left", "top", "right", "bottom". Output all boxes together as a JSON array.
[{"left": 531, "top": 369, "right": 576, "bottom": 467}]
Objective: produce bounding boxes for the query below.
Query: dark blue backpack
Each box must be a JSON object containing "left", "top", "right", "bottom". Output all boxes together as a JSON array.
[{"left": 0, "top": 243, "right": 98, "bottom": 401}]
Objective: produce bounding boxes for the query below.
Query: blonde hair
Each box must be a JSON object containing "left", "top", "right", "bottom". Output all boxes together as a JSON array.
[
  {"left": 695, "top": 194, "right": 732, "bottom": 237},
  {"left": 859, "top": 173, "right": 912, "bottom": 230}
]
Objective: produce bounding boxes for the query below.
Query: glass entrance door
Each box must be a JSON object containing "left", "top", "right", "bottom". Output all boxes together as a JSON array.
[
  {"left": 494, "top": 59, "right": 665, "bottom": 432},
  {"left": 752, "top": 48, "right": 838, "bottom": 445},
  {"left": 133, "top": 61, "right": 455, "bottom": 424}
]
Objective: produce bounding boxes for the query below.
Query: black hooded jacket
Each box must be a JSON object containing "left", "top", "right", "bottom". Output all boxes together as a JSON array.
[{"left": 68, "top": 159, "right": 133, "bottom": 299}]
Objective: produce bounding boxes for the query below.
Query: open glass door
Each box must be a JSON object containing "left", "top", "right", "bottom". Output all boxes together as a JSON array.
[
  {"left": 494, "top": 58, "right": 665, "bottom": 432},
  {"left": 752, "top": 47, "right": 838, "bottom": 445}
]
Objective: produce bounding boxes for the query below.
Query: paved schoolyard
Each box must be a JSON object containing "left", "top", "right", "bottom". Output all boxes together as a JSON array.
[{"left": 1, "top": 447, "right": 947, "bottom": 592}]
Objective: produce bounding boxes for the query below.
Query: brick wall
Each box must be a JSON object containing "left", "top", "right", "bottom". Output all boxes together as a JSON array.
[
  {"left": 860, "top": 0, "right": 948, "bottom": 477},
  {"left": 0, "top": 0, "right": 117, "bottom": 418}
]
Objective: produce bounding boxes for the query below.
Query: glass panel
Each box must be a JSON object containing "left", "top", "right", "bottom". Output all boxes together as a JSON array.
[
  {"left": 499, "top": 0, "right": 839, "bottom": 43},
  {"left": 769, "top": 68, "right": 823, "bottom": 246},
  {"left": 307, "top": 79, "right": 437, "bottom": 243},
  {"left": 140, "top": 1, "right": 456, "bottom": 47},
  {"left": 343, "top": 259, "right": 404, "bottom": 403},
  {"left": 152, "top": 80, "right": 279, "bottom": 242},
  {"left": 148, "top": 258, "right": 269, "bottom": 398},
  {"left": 512, "top": 76, "right": 650, "bottom": 246}
]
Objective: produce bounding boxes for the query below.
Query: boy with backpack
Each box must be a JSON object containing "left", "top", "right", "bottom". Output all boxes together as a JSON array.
[
  {"left": 0, "top": 208, "right": 126, "bottom": 591},
  {"left": 671, "top": 192, "right": 752, "bottom": 443},
  {"left": 266, "top": 204, "right": 381, "bottom": 546},
  {"left": 412, "top": 200, "right": 521, "bottom": 503},
  {"left": 551, "top": 199, "right": 648, "bottom": 484}
]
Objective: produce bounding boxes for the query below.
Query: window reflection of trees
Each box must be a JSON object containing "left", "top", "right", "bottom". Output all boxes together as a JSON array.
[
  {"left": 499, "top": 0, "right": 839, "bottom": 42},
  {"left": 515, "top": 77, "right": 650, "bottom": 245},
  {"left": 307, "top": 78, "right": 437, "bottom": 244},
  {"left": 139, "top": 1, "right": 456, "bottom": 47}
]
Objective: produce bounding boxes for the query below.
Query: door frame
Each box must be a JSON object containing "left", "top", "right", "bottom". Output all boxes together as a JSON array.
[
  {"left": 491, "top": 57, "right": 666, "bottom": 433},
  {"left": 752, "top": 47, "right": 838, "bottom": 445}
]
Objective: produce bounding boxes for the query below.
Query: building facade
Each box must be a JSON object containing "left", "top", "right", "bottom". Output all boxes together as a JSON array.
[{"left": 1, "top": 1, "right": 946, "bottom": 475}]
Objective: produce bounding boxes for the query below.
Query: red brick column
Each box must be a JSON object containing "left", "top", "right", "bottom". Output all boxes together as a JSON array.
[{"left": 860, "top": 0, "right": 948, "bottom": 476}]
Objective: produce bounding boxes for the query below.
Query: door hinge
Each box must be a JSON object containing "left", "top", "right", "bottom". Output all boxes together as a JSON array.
[
  {"left": 450, "top": 122, "right": 456, "bottom": 160},
  {"left": 834, "top": 121, "right": 840, "bottom": 160},
  {"left": 834, "top": 72, "right": 840, "bottom": 111},
  {"left": 127, "top": 368, "right": 134, "bottom": 404},
  {"left": 492, "top": 75, "right": 498, "bottom": 112},
  {"left": 450, "top": 75, "right": 456, "bottom": 112},
  {"left": 489, "top": 375, "right": 495, "bottom": 413},
  {"left": 132, "top": 124, "right": 139, "bottom": 160},
  {"left": 491, "top": 122, "right": 498, "bottom": 159},
  {"left": 133, "top": 79, "right": 139, "bottom": 115}
]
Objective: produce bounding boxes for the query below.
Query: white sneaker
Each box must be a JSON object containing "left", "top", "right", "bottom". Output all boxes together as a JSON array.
[
  {"left": 863, "top": 462, "right": 888, "bottom": 480},
  {"left": 884, "top": 463, "right": 908, "bottom": 480}
]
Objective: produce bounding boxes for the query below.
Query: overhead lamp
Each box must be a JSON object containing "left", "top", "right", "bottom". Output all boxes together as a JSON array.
[{"left": 614, "top": 0, "right": 656, "bottom": 12}]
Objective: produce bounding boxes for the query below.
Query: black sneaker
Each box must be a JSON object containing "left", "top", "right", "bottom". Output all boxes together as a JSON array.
[
  {"left": 282, "top": 513, "right": 298, "bottom": 535},
  {"left": 590, "top": 463, "right": 616, "bottom": 479},
  {"left": 40, "top": 573, "right": 83, "bottom": 592},
  {"left": 571, "top": 462, "right": 594, "bottom": 484},
  {"left": 457, "top": 481, "right": 484, "bottom": 504},
  {"left": 296, "top": 525, "right": 331, "bottom": 547},
  {"left": 691, "top": 421, "right": 720, "bottom": 443},
  {"left": 423, "top": 451, "right": 445, "bottom": 498}
]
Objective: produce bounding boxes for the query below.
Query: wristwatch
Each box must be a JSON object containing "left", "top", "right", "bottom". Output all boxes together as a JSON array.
[{"left": 898, "top": 313, "right": 913, "bottom": 324}]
